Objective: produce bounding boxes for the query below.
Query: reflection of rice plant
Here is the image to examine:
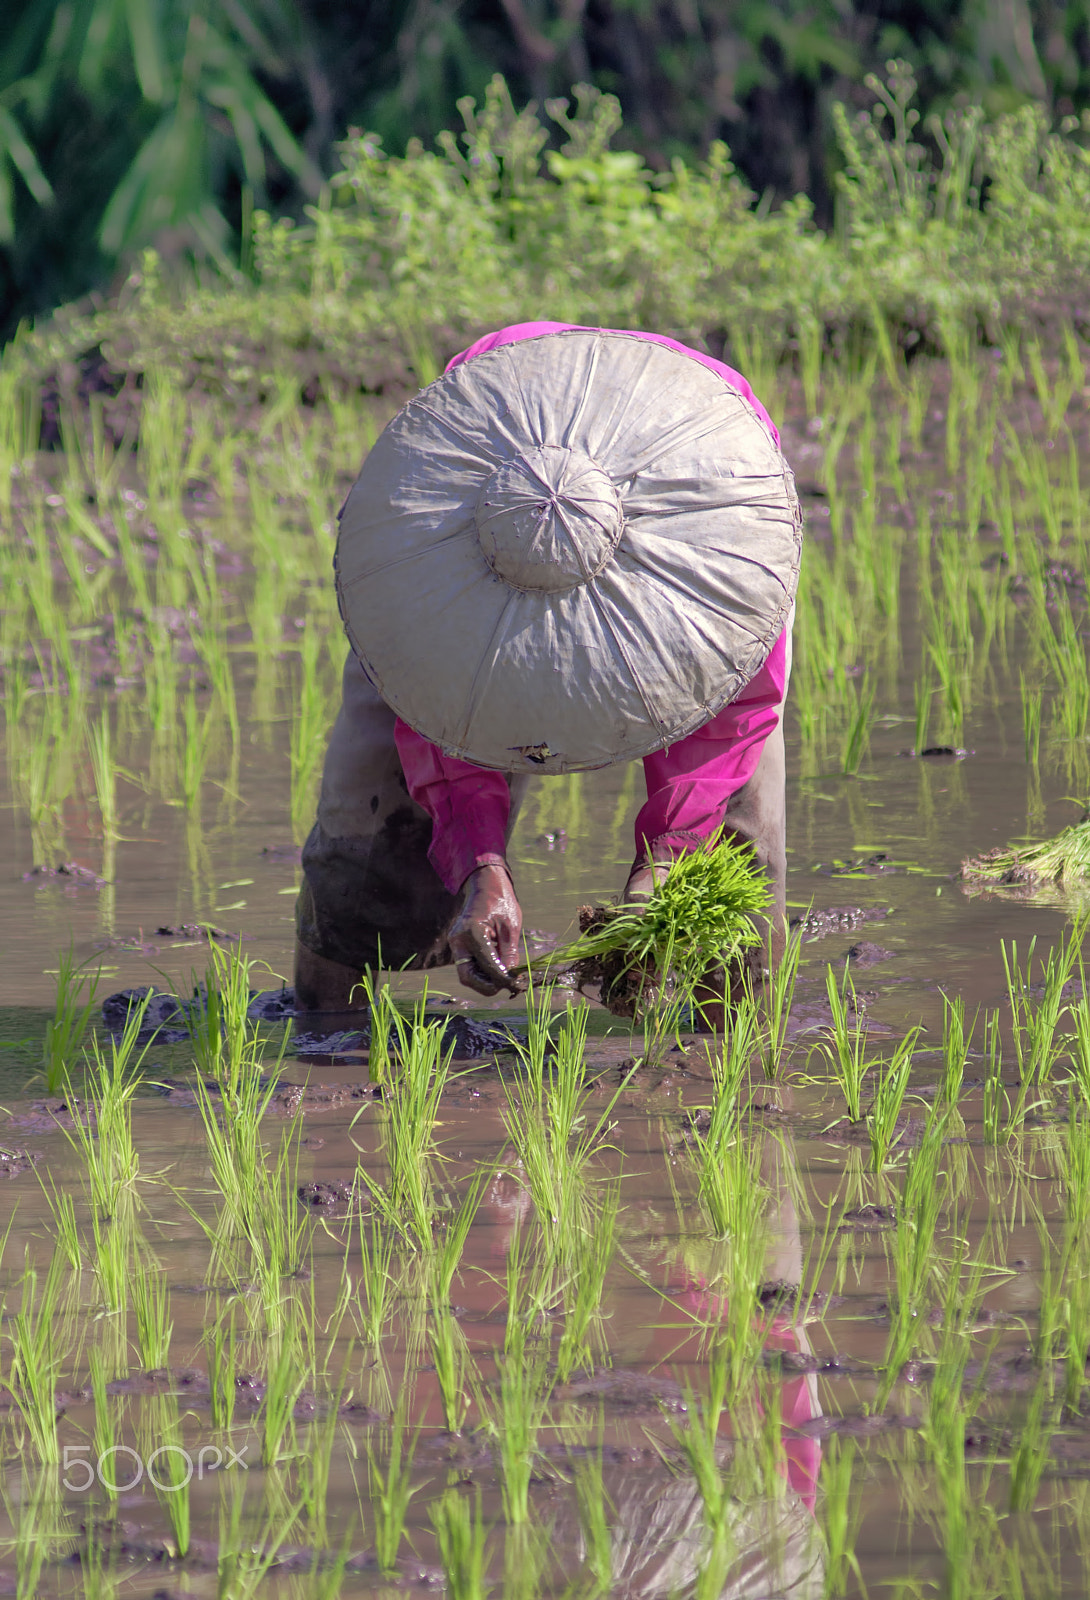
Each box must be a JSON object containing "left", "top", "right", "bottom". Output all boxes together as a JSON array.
[
  {"left": 431, "top": 1487, "right": 489, "bottom": 1600},
  {"left": 42, "top": 945, "right": 101, "bottom": 1094},
  {"left": 367, "top": 1404, "right": 422, "bottom": 1576},
  {"left": 10, "top": 1251, "right": 66, "bottom": 1464}
]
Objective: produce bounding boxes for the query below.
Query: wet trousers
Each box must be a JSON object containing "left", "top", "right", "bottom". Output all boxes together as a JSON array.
[{"left": 295, "top": 646, "right": 790, "bottom": 975}]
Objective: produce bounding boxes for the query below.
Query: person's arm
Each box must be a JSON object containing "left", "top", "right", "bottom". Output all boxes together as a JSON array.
[
  {"left": 393, "top": 721, "right": 522, "bottom": 994},
  {"left": 634, "top": 628, "right": 788, "bottom": 860}
]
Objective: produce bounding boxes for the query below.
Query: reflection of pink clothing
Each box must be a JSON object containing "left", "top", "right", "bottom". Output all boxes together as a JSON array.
[{"left": 393, "top": 321, "right": 788, "bottom": 895}]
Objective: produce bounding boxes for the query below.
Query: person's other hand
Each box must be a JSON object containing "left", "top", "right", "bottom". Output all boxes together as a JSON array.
[{"left": 449, "top": 862, "right": 522, "bottom": 996}]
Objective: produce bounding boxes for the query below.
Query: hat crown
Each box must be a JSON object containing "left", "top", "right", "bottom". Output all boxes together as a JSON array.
[{"left": 475, "top": 444, "right": 622, "bottom": 594}]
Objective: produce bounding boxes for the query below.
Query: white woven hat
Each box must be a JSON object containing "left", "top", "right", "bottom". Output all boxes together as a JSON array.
[{"left": 335, "top": 329, "right": 802, "bottom": 774}]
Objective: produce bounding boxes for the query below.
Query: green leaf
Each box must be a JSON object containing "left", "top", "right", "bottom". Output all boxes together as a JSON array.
[
  {"left": 124, "top": 0, "right": 167, "bottom": 103},
  {"left": 0, "top": 105, "right": 53, "bottom": 204}
]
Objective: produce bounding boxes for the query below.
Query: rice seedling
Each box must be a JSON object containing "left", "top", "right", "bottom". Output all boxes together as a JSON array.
[
  {"left": 867, "top": 1026, "right": 922, "bottom": 1172},
  {"left": 1008, "top": 1367, "right": 1059, "bottom": 1513},
  {"left": 540, "top": 829, "right": 770, "bottom": 1026},
  {"left": 963, "top": 810, "right": 1090, "bottom": 895},
  {"left": 1021, "top": 672, "right": 1043, "bottom": 767},
  {"left": 428, "top": 1303, "right": 477, "bottom": 1435},
  {"left": 500, "top": 989, "right": 630, "bottom": 1247},
  {"left": 368, "top": 1404, "right": 423, "bottom": 1576},
  {"left": 758, "top": 920, "right": 803, "bottom": 1079},
  {"left": 814, "top": 963, "right": 870, "bottom": 1122},
  {"left": 130, "top": 1258, "right": 173, "bottom": 1371},
  {"left": 431, "top": 1486, "right": 490, "bottom": 1600},
  {"left": 940, "top": 993, "right": 976, "bottom": 1106},
  {"left": 352, "top": 982, "right": 454, "bottom": 1249},
  {"left": 840, "top": 674, "right": 875, "bottom": 776},
  {"left": 432, "top": 1168, "right": 491, "bottom": 1306},
  {"left": 1001, "top": 929, "right": 1083, "bottom": 1100},
  {"left": 570, "top": 1441, "right": 612, "bottom": 1596},
  {"left": 982, "top": 1011, "right": 1009, "bottom": 1145}
]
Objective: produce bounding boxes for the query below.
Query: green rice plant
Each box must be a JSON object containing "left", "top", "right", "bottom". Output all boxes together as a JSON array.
[
  {"left": 428, "top": 1304, "right": 477, "bottom": 1435},
  {"left": 352, "top": 1204, "right": 396, "bottom": 1350},
  {"left": 665, "top": 1346, "right": 734, "bottom": 1588},
  {"left": 1008, "top": 1368, "right": 1058, "bottom": 1513},
  {"left": 9, "top": 1249, "right": 67, "bottom": 1464},
  {"left": 867, "top": 1026, "right": 922, "bottom": 1173},
  {"left": 912, "top": 673, "right": 932, "bottom": 756},
  {"left": 758, "top": 921, "right": 803, "bottom": 1079},
  {"left": 38, "top": 1173, "right": 81, "bottom": 1270},
  {"left": 432, "top": 1169, "right": 491, "bottom": 1306},
  {"left": 367, "top": 1404, "right": 423, "bottom": 1576},
  {"left": 541, "top": 829, "right": 770, "bottom": 1013},
  {"left": 814, "top": 963, "right": 870, "bottom": 1122},
  {"left": 500, "top": 989, "right": 630, "bottom": 1248},
  {"left": 43, "top": 943, "right": 102, "bottom": 1097},
  {"left": 430, "top": 1487, "right": 490, "bottom": 1600},
  {"left": 982, "top": 1012, "right": 1009, "bottom": 1146},
  {"left": 820, "top": 1436, "right": 865, "bottom": 1598},
  {"left": 1002, "top": 928, "right": 1083, "bottom": 1094},
  {"left": 840, "top": 674, "right": 875, "bottom": 776},
  {"left": 87, "top": 710, "right": 119, "bottom": 845},
  {"left": 1021, "top": 673, "right": 1043, "bottom": 767},
  {"left": 58, "top": 995, "right": 148, "bottom": 1218},
  {"left": 130, "top": 1257, "right": 173, "bottom": 1370},
  {"left": 356, "top": 985, "right": 454, "bottom": 1250},
  {"left": 690, "top": 995, "right": 763, "bottom": 1232},
  {"left": 939, "top": 993, "right": 976, "bottom": 1106}
]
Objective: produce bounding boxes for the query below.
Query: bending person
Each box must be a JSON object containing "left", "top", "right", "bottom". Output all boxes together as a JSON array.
[{"left": 294, "top": 322, "right": 802, "bottom": 1022}]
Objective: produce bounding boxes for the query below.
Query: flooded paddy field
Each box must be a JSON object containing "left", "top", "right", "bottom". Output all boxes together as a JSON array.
[{"left": 1, "top": 330, "right": 1090, "bottom": 1596}]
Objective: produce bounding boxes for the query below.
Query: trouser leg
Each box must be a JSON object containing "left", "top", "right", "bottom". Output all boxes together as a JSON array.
[{"left": 294, "top": 651, "right": 528, "bottom": 981}]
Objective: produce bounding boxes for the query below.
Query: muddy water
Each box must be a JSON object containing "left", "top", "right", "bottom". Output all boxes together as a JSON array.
[{"left": 1, "top": 371, "right": 1089, "bottom": 1595}]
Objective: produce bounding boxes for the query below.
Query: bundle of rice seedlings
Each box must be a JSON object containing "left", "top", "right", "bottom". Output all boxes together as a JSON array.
[
  {"left": 540, "top": 830, "right": 771, "bottom": 1016},
  {"left": 960, "top": 806, "right": 1090, "bottom": 896}
]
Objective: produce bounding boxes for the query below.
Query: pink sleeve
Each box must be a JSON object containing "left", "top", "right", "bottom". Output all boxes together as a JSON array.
[
  {"left": 393, "top": 720, "right": 511, "bottom": 895},
  {"left": 634, "top": 629, "right": 787, "bottom": 860}
]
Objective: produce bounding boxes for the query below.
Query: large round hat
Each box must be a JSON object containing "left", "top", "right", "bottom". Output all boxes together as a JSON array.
[{"left": 335, "top": 329, "right": 802, "bottom": 774}]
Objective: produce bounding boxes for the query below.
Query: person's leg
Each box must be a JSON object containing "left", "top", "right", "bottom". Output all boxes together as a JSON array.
[{"left": 294, "top": 651, "right": 529, "bottom": 1020}]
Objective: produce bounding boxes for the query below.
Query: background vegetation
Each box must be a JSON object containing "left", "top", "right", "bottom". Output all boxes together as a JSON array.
[{"left": 3, "top": 0, "right": 1090, "bottom": 342}]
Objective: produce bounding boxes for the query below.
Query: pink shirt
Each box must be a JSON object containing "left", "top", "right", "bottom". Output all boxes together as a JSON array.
[{"left": 394, "top": 323, "right": 788, "bottom": 893}]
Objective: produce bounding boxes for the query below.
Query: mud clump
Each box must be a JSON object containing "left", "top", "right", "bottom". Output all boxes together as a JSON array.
[
  {"left": 847, "top": 940, "right": 894, "bottom": 967},
  {"left": 790, "top": 905, "right": 892, "bottom": 941}
]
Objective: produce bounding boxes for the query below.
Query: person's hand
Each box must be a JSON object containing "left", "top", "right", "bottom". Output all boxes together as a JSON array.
[{"left": 449, "top": 862, "right": 522, "bottom": 996}]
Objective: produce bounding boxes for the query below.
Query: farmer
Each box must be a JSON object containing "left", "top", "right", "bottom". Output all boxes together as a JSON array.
[{"left": 294, "top": 322, "right": 801, "bottom": 1021}]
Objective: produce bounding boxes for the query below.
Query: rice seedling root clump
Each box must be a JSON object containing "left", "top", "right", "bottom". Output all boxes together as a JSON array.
[{"left": 961, "top": 806, "right": 1090, "bottom": 898}]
